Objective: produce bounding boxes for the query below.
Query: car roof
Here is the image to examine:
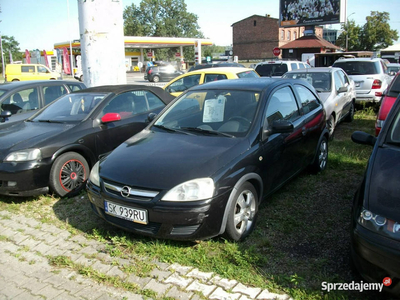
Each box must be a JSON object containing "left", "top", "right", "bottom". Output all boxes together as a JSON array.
[
  {"left": 257, "top": 60, "right": 303, "bottom": 65},
  {"left": 333, "top": 57, "right": 383, "bottom": 62},
  {"left": 188, "top": 77, "right": 308, "bottom": 92},
  {"left": 183, "top": 67, "right": 254, "bottom": 75},
  {"left": 74, "top": 84, "right": 175, "bottom": 103},
  {"left": 388, "top": 63, "right": 400, "bottom": 66},
  {"left": 285, "top": 67, "right": 341, "bottom": 74},
  {"left": 0, "top": 80, "right": 83, "bottom": 91}
]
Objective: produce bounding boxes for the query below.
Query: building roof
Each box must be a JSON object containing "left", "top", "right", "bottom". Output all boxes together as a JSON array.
[
  {"left": 280, "top": 35, "right": 340, "bottom": 50},
  {"left": 231, "top": 14, "right": 278, "bottom": 26},
  {"left": 381, "top": 43, "right": 400, "bottom": 52}
]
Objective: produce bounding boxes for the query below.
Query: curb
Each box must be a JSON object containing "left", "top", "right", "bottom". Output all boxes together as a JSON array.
[{"left": 0, "top": 211, "right": 292, "bottom": 300}]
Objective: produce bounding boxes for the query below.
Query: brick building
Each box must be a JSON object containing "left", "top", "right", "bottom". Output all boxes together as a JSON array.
[{"left": 232, "top": 14, "right": 323, "bottom": 60}]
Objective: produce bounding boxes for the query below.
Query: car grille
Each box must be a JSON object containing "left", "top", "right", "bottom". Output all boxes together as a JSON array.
[
  {"left": 170, "top": 224, "right": 200, "bottom": 236},
  {"left": 103, "top": 180, "right": 159, "bottom": 201}
]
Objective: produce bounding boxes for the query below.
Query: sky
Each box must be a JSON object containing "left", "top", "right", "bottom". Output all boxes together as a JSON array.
[{"left": 1, "top": 0, "right": 400, "bottom": 51}]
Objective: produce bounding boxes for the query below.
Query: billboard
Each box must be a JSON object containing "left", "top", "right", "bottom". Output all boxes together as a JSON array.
[{"left": 280, "top": 0, "right": 344, "bottom": 27}]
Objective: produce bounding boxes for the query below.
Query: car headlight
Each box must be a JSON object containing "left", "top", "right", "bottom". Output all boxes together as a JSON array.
[
  {"left": 4, "top": 149, "right": 41, "bottom": 162},
  {"left": 358, "top": 207, "right": 400, "bottom": 240},
  {"left": 88, "top": 161, "right": 100, "bottom": 187},
  {"left": 162, "top": 178, "right": 214, "bottom": 201}
]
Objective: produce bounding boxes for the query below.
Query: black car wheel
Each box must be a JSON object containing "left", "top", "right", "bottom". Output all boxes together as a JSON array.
[
  {"left": 225, "top": 182, "right": 258, "bottom": 241},
  {"left": 310, "top": 136, "right": 328, "bottom": 173},
  {"left": 345, "top": 101, "right": 355, "bottom": 122},
  {"left": 152, "top": 75, "right": 160, "bottom": 83},
  {"left": 49, "top": 152, "right": 89, "bottom": 197},
  {"left": 327, "top": 114, "right": 335, "bottom": 139}
]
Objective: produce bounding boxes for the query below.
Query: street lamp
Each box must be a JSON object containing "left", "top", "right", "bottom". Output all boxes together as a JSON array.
[{"left": 345, "top": 12, "right": 355, "bottom": 52}]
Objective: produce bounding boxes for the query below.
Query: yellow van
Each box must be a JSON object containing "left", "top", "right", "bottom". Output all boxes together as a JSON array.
[{"left": 5, "top": 64, "right": 61, "bottom": 82}]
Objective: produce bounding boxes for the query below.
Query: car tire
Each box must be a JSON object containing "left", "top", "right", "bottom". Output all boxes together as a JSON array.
[
  {"left": 327, "top": 114, "right": 335, "bottom": 140},
  {"left": 12, "top": 79, "right": 19, "bottom": 82},
  {"left": 49, "top": 152, "right": 90, "bottom": 197},
  {"left": 309, "top": 136, "right": 328, "bottom": 173},
  {"left": 345, "top": 101, "right": 355, "bottom": 122},
  {"left": 225, "top": 182, "right": 258, "bottom": 242},
  {"left": 153, "top": 75, "right": 160, "bottom": 83}
]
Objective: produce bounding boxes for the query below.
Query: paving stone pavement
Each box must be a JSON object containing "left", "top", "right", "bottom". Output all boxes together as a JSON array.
[{"left": 0, "top": 211, "right": 292, "bottom": 300}]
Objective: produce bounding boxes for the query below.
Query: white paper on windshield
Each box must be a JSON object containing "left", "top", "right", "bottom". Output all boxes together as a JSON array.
[{"left": 203, "top": 95, "right": 226, "bottom": 123}]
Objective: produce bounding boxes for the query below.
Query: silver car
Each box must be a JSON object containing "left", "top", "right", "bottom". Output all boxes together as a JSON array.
[
  {"left": 332, "top": 58, "right": 392, "bottom": 103},
  {"left": 283, "top": 67, "right": 356, "bottom": 137}
]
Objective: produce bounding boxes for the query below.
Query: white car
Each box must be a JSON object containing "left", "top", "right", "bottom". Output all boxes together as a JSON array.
[
  {"left": 283, "top": 67, "right": 356, "bottom": 137},
  {"left": 255, "top": 60, "right": 310, "bottom": 78}
]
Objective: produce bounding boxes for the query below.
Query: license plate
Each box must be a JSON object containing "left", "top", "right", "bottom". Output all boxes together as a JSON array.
[{"left": 104, "top": 200, "right": 148, "bottom": 224}]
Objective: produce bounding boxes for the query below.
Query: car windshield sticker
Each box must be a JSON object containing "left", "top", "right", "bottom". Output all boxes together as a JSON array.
[{"left": 203, "top": 95, "right": 226, "bottom": 123}]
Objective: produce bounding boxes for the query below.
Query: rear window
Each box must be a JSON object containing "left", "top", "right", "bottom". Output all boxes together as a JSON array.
[
  {"left": 333, "top": 61, "right": 379, "bottom": 75},
  {"left": 237, "top": 70, "right": 259, "bottom": 78},
  {"left": 255, "top": 63, "right": 288, "bottom": 77}
]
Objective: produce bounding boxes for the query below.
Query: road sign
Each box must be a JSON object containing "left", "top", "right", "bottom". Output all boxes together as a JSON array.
[
  {"left": 147, "top": 52, "right": 153, "bottom": 58},
  {"left": 273, "top": 47, "right": 280, "bottom": 57}
]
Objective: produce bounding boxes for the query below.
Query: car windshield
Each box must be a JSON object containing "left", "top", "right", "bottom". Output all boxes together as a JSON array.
[
  {"left": 255, "top": 63, "right": 288, "bottom": 77},
  {"left": 153, "top": 89, "right": 260, "bottom": 137},
  {"left": 283, "top": 72, "right": 332, "bottom": 92},
  {"left": 388, "top": 75, "right": 400, "bottom": 97},
  {"left": 333, "top": 61, "right": 378, "bottom": 75},
  {"left": 32, "top": 92, "right": 107, "bottom": 123}
]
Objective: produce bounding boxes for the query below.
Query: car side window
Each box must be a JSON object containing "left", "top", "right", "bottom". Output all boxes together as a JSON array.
[
  {"left": 333, "top": 71, "right": 344, "bottom": 91},
  {"left": 204, "top": 74, "right": 227, "bottom": 83},
  {"left": 67, "top": 84, "right": 84, "bottom": 91},
  {"left": 102, "top": 91, "right": 165, "bottom": 119},
  {"left": 294, "top": 85, "right": 320, "bottom": 114},
  {"left": 337, "top": 70, "right": 349, "bottom": 86},
  {"left": 166, "top": 74, "right": 201, "bottom": 93},
  {"left": 264, "top": 87, "right": 299, "bottom": 130},
  {"left": 1, "top": 88, "right": 40, "bottom": 115},
  {"left": 43, "top": 85, "right": 68, "bottom": 105},
  {"left": 38, "top": 66, "right": 49, "bottom": 73},
  {"left": 291, "top": 63, "right": 298, "bottom": 70},
  {"left": 21, "top": 66, "right": 34, "bottom": 73}
]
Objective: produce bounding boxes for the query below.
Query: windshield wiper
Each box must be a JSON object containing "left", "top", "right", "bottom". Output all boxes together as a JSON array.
[
  {"left": 37, "top": 120, "right": 63, "bottom": 123},
  {"left": 152, "top": 124, "right": 191, "bottom": 135},
  {"left": 180, "top": 127, "right": 235, "bottom": 138}
]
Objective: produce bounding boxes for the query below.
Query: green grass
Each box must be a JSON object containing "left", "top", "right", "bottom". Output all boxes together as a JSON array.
[{"left": 0, "top": 112, "right": 386, "bottom": 299}]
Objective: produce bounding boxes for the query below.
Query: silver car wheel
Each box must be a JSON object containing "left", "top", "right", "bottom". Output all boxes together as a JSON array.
[
  {"left": 233, "top": 189, "right": 256, "bottom": 235},
  {"left": 318, "top": 139, "right": 328, "bottom": 170}
]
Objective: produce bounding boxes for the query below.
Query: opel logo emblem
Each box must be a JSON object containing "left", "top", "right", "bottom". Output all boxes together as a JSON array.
[{"left": 121, "top": 186, "right": 131, "bottom": 198}]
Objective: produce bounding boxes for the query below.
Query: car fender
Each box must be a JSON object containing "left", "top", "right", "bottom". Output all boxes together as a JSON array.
[
  {"left": 51, "top": 144, "right": 97, "bottom": 168},
  {"left": 218, "top": 172, "right": 263, "bottom": 235}
]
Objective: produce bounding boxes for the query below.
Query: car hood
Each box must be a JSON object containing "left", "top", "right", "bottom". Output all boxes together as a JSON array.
[
  {"left": 366, "top": 146, "right": 400, "bottom": 221},
  {"left": 99, "top": 129, "right": 248, "bottom": 190},
  {"left": 317, "top": 92, "right": 331, "bottom": 103},
  {"left": 0, "top": 121, "right": 73, "bottom": 159}
]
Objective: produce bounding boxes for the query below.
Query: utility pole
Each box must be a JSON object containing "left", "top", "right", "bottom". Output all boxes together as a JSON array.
[{"left": 77, "top": 0, "right": 126, "bottom": 87}]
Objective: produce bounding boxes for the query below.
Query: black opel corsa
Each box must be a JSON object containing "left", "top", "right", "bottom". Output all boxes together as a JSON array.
[
  {"left": 351, "top": 94, "right": 400, "bottom": 296},
  {"left": 0, "top": 85, "right": 173, "bottom": 197},
  {"left": 87, "top": 78, "right": 329, "bottom": 241}
]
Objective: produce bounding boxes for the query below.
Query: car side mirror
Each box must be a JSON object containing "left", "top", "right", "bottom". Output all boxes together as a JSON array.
[
  {"left": 147, "top": 112, "right": 157, "bottom": 123},
  {"left": 264, "top": 119, "right": 294, "bottom": 137},
  {"left": 101, "top": 113, "right": 121, "bottom": 123},
  {"left": 0, "top": 110, "right": 12, "bottom": 123},
  {"left": 351, "top": 131, "right": 377, "bottom": 146},
  {"left": 338, "top": 86, "right": 348, "bottom": 93}
]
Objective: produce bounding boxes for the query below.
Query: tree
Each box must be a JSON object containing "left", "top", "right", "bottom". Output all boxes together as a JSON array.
[
  {"left": 1, "top": 35, "right": 23, "bottom": 64},
  {"left": 360, "top": 11, "right": 398, "bottom": 51},
  {"left": 336, "top": 11, "right": 398, "bottom": 51},
  {"left": 123, "top": 0, "right": 204, "bottom": 61},
  {"left": 335, "top": 19, "right": 362, "bottom": 51}
]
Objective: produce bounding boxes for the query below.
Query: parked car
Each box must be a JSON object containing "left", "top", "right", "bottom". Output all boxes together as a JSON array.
[
  {"left": 87, "top": 78, "right": 329, "bottom": 241},
  {"left": 0, "top": 80, "right": 86, "bottom": 127},
  {"left": 387, "top": 63, "right": 400, "bottom": 76},
  {"left": 144, "top": 65, "right": 183, "bottom": 82},
  {"left": 375, "top": 71, "right": 400, "bottom": 136},
  {"left": 255, "top": 60, "right": 310, "bottom": 78},
  {"left": 5, "top": 63, "right": 61, "bottom": 82},
  {"left": 0, "top": 85, "right": 174, "bottom": 197},
  {"left": 164, "top": 67, "right": 259, "bottom": 97},
  {"left": 350, "top": 94, "right": 400, "bottom": 296},
  {"left": 332, "top": 58, "right": 392, "bottom": 103},
  {"left": 187, "top": 62, "right": 245, "bottom": 72},
  {"left": 283, "top": 67, "right": 356, "bottom": 137}
]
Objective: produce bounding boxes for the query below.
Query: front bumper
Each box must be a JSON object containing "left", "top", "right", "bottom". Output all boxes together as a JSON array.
[
  {"left": 87, "top": 181, "right": 231, "bottom": 241},
  {"left": 0, "top": 159, "right": 52, "bottom": 197},
  {"left": 351, "top": 223, "right": 400, "bottom": 296}
]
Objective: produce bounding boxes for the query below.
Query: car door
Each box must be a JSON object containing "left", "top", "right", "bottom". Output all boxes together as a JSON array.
[
  {"left": 259, "top": 85, "right": 304, "bottom": 193},
  {"left": 293, "top": 84, "right": 326, "bottom": 162},
  {"left": 336, "top": 69, "right": 353, "bottom": 118},
  {"left": 94, "top": 90, "right": 167, "bottom": 156}
]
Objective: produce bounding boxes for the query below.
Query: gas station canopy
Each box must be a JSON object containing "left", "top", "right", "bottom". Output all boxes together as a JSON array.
[{"left": 55, "top": 36, "right": 213, "bottom": 50}]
